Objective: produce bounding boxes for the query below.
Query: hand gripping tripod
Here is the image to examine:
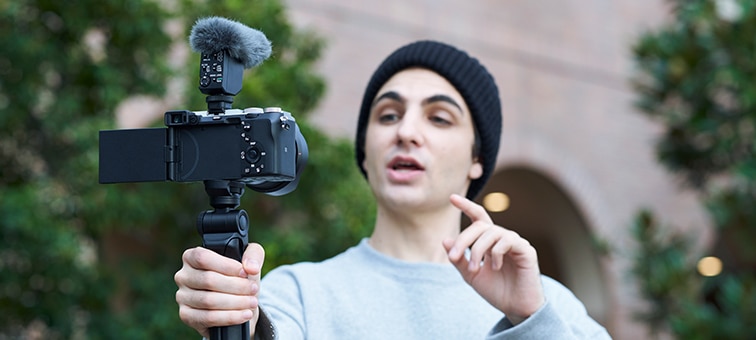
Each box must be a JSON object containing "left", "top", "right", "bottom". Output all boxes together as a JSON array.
[
  {"left": 196, "top": 180, "right": 275, "bottom": 340},
  {"left": 197, "top": 180, "right": 251, "bottom": 340}
]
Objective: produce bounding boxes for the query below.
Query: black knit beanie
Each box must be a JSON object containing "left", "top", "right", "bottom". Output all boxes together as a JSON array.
[{"left": 355, "top": 40, "right": 502, "bottom": 200}]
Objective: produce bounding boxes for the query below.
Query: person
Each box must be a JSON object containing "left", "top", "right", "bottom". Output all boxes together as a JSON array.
[{"left": 174, "top": 40, "right": 612, "bottom": 339}]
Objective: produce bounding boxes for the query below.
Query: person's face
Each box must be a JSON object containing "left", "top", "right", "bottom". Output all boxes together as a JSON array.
[{"left": 362, "top": 68, "right": 483, "bottom": 211}]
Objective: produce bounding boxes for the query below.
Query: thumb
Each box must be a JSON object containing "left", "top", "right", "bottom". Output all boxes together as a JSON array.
[
  {"left": 242, "top": 242, "right": 265, "bottom": 277},
  {"left": 443, "top": 238, "right": 471, "bottom": 277}
]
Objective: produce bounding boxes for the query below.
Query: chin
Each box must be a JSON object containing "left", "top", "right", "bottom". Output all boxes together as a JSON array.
[
  {"left": 381, "top": 188, "right": 453, "bottom": 211},
  {"left": 376, "top": 187, "right": 425, "bottom": 206}
]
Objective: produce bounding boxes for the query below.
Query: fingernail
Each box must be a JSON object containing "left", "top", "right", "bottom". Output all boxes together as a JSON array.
[
  {"left": 242, "top": 309, "right": 254, "bottom": 319},
  {"left": 246, "top": 259, "right": 260, "bottom": 271},
  {"left": 448, "top": 247, "right": 460, "bottom": 259},
  {"left": 468, "top": 261, "right": 478, "bottom": 271}
]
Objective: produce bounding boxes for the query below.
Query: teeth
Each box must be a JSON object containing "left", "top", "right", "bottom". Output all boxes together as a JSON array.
[{"left": 393, "top": 162, "right": 417, "bottom": 170}]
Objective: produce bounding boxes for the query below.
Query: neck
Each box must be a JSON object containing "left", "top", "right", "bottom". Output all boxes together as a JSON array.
[{"left": 368, "top": 204, "right": 461, "bottom": 263}]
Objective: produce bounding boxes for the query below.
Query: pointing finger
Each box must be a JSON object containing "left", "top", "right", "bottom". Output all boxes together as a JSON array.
[{"left": 450, "top": 194, "right": 493, "bottom": 224}]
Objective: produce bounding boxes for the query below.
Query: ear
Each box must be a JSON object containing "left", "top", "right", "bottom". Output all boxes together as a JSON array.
[{"left": 468, "top": 158, "right": 483, "bottom": 180}]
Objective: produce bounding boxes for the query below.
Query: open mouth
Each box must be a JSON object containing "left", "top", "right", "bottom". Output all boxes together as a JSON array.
[{"left": 388, "top": 157, "right": 424, "bottom": 171}]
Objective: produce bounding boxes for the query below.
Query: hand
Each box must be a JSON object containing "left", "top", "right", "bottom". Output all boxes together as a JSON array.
[
  {"left": 443, "top": 194, "right": 544, "bottom": 325},
  {"left": 174, "top": 243, "right": 265, "bottom": 338}
]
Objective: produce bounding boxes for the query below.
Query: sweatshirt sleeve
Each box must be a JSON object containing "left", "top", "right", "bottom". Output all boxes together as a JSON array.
[
  {"left": 486, "top": 277, "right": 612, "bottom": 340},
  {"left": 257, "top": 266, "right": 306, "bottom": 340}
]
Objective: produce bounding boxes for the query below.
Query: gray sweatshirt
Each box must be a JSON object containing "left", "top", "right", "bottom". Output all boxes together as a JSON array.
[{"left": 259, "top": 239, "right": 611, "bottom": 339}]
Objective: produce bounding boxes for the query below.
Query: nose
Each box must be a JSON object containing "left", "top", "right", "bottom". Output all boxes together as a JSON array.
[{"left": 396, "top": 109, "right": 424, "bottom": 148}]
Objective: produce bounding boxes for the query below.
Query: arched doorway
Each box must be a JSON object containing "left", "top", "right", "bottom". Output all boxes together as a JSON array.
[{"left": 476, "top": 166, "right": 609, "bottom": 324}]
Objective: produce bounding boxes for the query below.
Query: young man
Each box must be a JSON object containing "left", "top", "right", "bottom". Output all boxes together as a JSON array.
[{"left": 174, "top": 40, "right": 611, "bottom": 339}]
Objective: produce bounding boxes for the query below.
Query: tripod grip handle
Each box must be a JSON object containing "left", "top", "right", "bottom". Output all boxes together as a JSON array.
[
  {"left": 197, "top": 209, "right": 249, "bottom": 259},
  {"left": 197, "top": 208, "right": 251, "bottom": 340},
  {"left": 209, "top": 322, "right": 250, "bottom": 340},
  {"left": 202, "top": 233, "right": 246, "bottom": 261}
]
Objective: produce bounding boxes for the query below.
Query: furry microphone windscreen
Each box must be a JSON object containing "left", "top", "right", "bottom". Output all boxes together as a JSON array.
[{"left": 189, "top": 16, "right": 272, "bottom": 69}]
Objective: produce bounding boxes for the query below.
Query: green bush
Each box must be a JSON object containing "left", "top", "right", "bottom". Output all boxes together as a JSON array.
[
  {"left": 0, "top": 0, "right": 374, "bottom": 337},
  {"left": 630, "top": 0, "right": 756, "bottom": 338}
]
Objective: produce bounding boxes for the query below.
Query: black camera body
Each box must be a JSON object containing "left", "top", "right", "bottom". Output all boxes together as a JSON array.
[
  {"left": 99, "top": 35, "right": 307, "bottom": 196},
  {"left": 99, "top": 106, "right": 306, "bottom": 195},
  {"left": 164, "top": 108, "right": 300, "bottom": 183}
]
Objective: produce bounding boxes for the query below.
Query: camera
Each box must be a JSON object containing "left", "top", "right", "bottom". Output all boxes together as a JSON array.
[
  {"left": 99, "top": 49, "right": 308, "bottom": 196},
  {"left": 100, "top": 18, "right": 297, "bottom": 339},
  {"left": 99, "top": 106, "right": 307, "bottom": 195}
]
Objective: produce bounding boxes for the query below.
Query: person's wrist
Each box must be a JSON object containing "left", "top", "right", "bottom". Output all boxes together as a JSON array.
[
  {"left": 505, "top": 296, "right": 545, "bottom": 326},
  {"left": 507, "top": 313, "right": 529, "bottom": 326}
]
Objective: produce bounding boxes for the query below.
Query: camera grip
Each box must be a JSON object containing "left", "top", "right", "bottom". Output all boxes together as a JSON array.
[{"left": 197, "top": 188, "right": 250, "bottom": 340}]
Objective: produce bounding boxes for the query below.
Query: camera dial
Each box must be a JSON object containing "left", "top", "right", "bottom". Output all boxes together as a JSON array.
[{"left": 245, "top": 146, "right": 263, "bottom": 165}]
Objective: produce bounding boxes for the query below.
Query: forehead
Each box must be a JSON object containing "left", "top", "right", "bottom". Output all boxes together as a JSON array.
[{"left": 374, "top": 68, "right": 468, "bottom": 110}]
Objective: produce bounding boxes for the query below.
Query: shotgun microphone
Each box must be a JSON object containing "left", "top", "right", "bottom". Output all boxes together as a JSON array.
[{"left": 189, "top": 17, "right": 272, "bottom": 97}]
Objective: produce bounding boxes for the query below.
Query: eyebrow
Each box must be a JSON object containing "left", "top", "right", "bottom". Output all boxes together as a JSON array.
[
  {"left": 423, "top": 94, "right": 463, "bottom": 114},
  {"left": 371, "top": 91, "right": 465, "bottom": 115},
  {"left": 371, "top": 91, "right": 404, "bottom": 107}
]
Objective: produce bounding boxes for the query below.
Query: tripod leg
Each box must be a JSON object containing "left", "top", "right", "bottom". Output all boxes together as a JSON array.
[{"left": 209, "top": 322, "right": 250, "bottom": 340}]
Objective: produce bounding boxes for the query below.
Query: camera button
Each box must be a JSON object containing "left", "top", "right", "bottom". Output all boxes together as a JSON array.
[{"left": 245, "top": 146, "right": 262, "bottom": 164}]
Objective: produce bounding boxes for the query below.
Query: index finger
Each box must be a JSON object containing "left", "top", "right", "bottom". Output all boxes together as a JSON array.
[
  {"left": 450, "top": 194, "right": 493, "bottom": 224},
  {"left": 182, "top": 246, "right": 244, "bottom": 277}
]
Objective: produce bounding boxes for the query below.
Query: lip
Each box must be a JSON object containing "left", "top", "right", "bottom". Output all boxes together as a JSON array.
[{"left": 386, "top": 155, "right": 425, "bottom": 183}]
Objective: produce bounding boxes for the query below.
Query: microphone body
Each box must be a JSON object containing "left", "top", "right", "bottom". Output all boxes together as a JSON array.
[{"left": 188, "top": 17, "right": 272, "bottom": 100}]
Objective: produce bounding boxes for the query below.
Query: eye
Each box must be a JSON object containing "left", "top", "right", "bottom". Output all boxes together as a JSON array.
[
  {"left": 430, "top": 115, "right": 451, "bottom": 125},
  {"left": 376, "top": 105, "right": 402, "bottom": 124},
  {"left": 379, "top": 112, "right": 399, "bottom": 123},
  {"left": 428, "top": 109, "right": 454, "bottom": 126}
]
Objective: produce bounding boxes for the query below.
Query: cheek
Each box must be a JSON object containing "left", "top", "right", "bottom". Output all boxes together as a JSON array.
[
  {"left": 436, "top": 136, "right": 478, "bottom": 176},
  {"left": 363, "top": 128, "right": 386, "bottom": 172},
  {"left": 363, "top": 151, "right": 379, "bottom": 174},
  {"left": 438, "top": 145, "right": 474, "bottom": 170},
  {"left": 439, "top": 133, "right": 475, "bottom": 158},
  {"left": 365, "top": 122, "right": 396, "bottom": 145}
]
